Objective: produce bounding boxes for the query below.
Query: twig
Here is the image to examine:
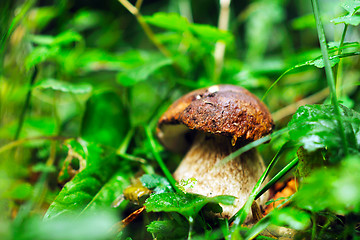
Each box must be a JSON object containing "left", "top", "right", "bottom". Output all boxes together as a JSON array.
[
  {"left": 117, "top": 0, "right": 184, "bottom": 76},
  {"left": 0, "top": 135, "right": 68, "bottom": 153},
  {"left": 135, "top": 0, "right": 143, "bottom": 10},
  {"left": 117, "top": 152, "right": 147, "bottom": 164},
  {"left": 118, "top": 0, "right": 171, "bottom": 58},
  {"left": 214, "top": 0, "right": 231, "bottom": 82}
]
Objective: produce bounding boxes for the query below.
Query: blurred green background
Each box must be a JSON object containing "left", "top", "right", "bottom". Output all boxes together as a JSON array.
[{"left": 1, "top": 0, "right": 359, "bottom": 239}]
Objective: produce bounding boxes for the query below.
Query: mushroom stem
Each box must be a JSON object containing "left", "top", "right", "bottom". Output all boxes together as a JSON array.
[{"left": 173, "top": 133, "right": 268, "bottom": 220}]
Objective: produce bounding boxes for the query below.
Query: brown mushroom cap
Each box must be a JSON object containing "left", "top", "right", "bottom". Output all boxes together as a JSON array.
[{"left": 157, "top": 84, "right": 274, "bottom": 153}]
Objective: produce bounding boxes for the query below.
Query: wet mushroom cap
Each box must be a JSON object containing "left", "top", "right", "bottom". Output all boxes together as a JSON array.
[{"left": 157, "top": 85, "right": 274, "bottom": 153}]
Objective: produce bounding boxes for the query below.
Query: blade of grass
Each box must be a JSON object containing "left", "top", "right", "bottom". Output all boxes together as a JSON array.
[
  {"left": 262, "top": 67, "right": 295, "bottom": 101},
  {"left": 255, "top": 157, "right": 299, "bottom": 200},
  {"left": 0, "top": 0, "right": 36, "bottom": 63},
  {"left": 262, "top": 48, "right": 359, "bottom": 101},
  {"left": 335, "top": 24, "right": 348, "bottom": 97},
  {"left": 216, "top": 127, "right": 289, "bottom": 167},
  {"left": 244, "top": 194, "right": 295, "bottom": 240},
  {"left": 229, "top": 143, "right": 289, "bottom": 234},
  {"left": 311, "top": 0, "right": 349, "bottom": 155},
  {"left": 144, "top": 125, "right": 181, "bottom": 193},
  {"left": 116, "top": 128, "right": 134, "bottom": 155}
]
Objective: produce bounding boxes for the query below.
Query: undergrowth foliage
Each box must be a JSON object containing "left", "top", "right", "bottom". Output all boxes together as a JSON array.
[{"left": 1, "top": 0, "right": 360, "bottom": 239}]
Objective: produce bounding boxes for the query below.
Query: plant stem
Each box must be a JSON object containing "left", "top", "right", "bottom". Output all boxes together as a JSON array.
[
  {"left": 335, "top": 24, "right": 348, "bottom": 97},
  {"left": 0, "top": 136, "right": 68, "bottom": 154},
  {"left": 262, "top": 67, "right": 294, "bottom": 101},
  {"left": 118, "top": 0, "right": 171, "bottom": 58},
  {"left": 272, "top": 88, "right": 329, "bottom": 122},
  {"left": 0, "top": 0, "right": 36, "bottom": 72},
  {"left": 214, "top": 0, "right": 231, "bottom": 83},
  {"left": 262, "top": 50, "right": 360, "bottom": 102},
  {"left": 117, "top": 0, "right": 184, "bottom": 76},
  {"left": 179, "top": 0, "right": 193, "bottom": 23},
  {"left": 14, "top": 67, "right": 38, "bottom": 140},
  {"left": 311, "top": 214, "right": 317, "bottom": 240},
  {"left": 116, "top": 128, "right": 134, "bottom": 155},
  {"left": 145, "top": 126, "right": 181, "bottom": 193},
  {"left": 255, "top": 157, "right": 299, "bottom": 200},
  {"left": 338, "top": 25, "right": 348, "bottom": 53},
  {"left": 188, "top": 216, "right": 194, "bottom": 240},
  {"left": 135, "top": 0, "right": 143, "bottom": 10},
  {"left": 230, "top": 143, "right": 289, "bottom": 233},
  {"left": 217, "top": 127, "right": 289, "bottom": 167},
  {"left": 311, "top": 0, "right": 349, "bottom": 155}
]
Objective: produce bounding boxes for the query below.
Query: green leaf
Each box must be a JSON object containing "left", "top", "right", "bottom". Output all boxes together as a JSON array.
[
  {"left": 296, "top": 147, "right": 323, "bottom": 179},
  {"left": 44, "top": 141, "right": 130, "bottom": 220},
  {"left": 81, "top": 91, "right": 129, "bottom": 148},
  {"left": 77, "top": 49, "right": 138, "bottom": 72},
  {"left": 270, "top": 208, "right": 311, "bottom": 230},
  {"left": 340, "top": 0, "right": 360, "bottom": 15},
  {"left": 16, "top": 212, "right": 117, "bottom": 240},
  {"left": 27, "top": 6, "right": 59, "bottom": 31},
  {"left": 308, "top": 56, "right": 340, "bottom": 68},
  {"left": 25, "top": 46, "right": 59, "bottom": 70},
  {"left": 292, "top": 14, "right": 316, "bottom": 30},
  {"left": 32, "top": 163, "right": 57, "bottom": 173},
  {"left": 29, "top": 31, "right": 83, "bottom": 46},
  {"left": 140, "top": 174, "right": 173, "bottom": 194},
  {"left": 147, "top": 220, "right": 188, "bottom": 240},
  {"left": 4, "top": 182, "right": 33, "bottom": 200},
  {"left": 34, "top": 78, "right": 92, "bottom": 94},
  {"left": 144, "top": 12, "right": 233, "bottom": 44},
  {"left": 330, "top": 0, "right": 360, "bottom": 26},
  {"left": 145, "top": 192, "right": 235, "bottom": 219},
  {"left": 288, "top": 104, "right": 360, "bottom": 162},
  {"left": 189, "top": 24, "right": 233, "bottom": 44},
  {"left": 70, "top": 10, "right": 103, "bottom": 31},
  {"left": 52, "top": 31, "right": 83, "bottom": 45},
  {"left": 116, "top": 57, "right": 172, "bottom": 86},
  {"left": 143, "top": 12, "right": 189, "bottom": 32},
  {"left": 331, "top": 15, "right": 360, "bottom": 26},
  {"left": 294, "top": 156, "right": 360, "bottom": 214},
  {"left": 81, "top": 168, "right": 131, "bottom": 214}
]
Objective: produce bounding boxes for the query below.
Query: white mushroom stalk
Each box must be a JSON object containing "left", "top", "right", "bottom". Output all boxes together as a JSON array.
[{"left": 173, "top": 133, "right": 268, "bottom": 219}]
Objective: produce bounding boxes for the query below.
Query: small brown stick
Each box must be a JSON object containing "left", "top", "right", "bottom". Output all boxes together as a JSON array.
[
  {"left": 117, "top": 0, "right": 171, "bottom": 58},
  {"left": 122, "top": 206, "right": 146, "bottom": 227},
  {"left": 111, "top": 206, "right": 146, "bottom": 233}
]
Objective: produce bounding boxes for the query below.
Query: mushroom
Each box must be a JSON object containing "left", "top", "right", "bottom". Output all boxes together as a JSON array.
[{"left": 156, "top": 84, "right": 274, "bottom": 220}]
